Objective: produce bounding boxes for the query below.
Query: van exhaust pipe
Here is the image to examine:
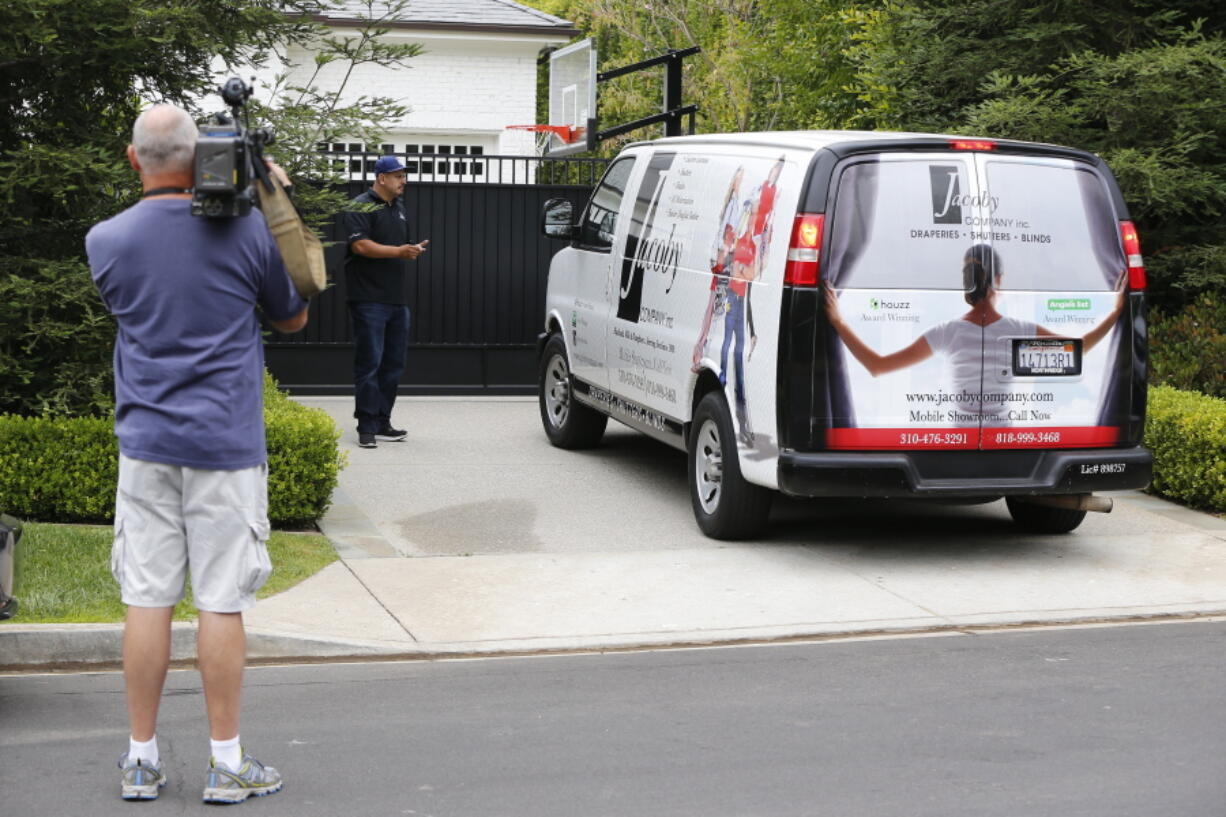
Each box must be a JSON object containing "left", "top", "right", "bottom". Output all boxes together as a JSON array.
[{"left": 1014, "top": 494, "right": 1113, "bottom": 514}]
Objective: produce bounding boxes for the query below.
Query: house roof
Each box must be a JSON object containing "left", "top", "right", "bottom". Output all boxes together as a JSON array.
[{"left": 318, "top": 0, "right": 579, "bottom": 37}]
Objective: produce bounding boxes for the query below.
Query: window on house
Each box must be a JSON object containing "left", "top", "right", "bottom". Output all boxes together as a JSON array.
[{"left": 321, "top": 139, "right": 491, "bottom": 181}]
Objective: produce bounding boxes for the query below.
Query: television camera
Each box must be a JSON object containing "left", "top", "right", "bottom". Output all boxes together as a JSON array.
[{"left": 192, "top": 77, "right": 276, "bottom": 218}]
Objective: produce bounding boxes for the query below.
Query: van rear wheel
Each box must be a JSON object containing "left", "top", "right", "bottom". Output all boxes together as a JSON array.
[
  {"left": 1005, "top": 497, "right": 1087, "bottom": 534},
  {"left": 539, "top": 334, "right": 607, "bottom": 449},
  {"left": 689, "top": 392, "right": 772, "bottom": 540}
]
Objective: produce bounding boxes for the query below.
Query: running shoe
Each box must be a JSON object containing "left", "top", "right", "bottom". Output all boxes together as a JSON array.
[
  {"left": 119, "top": 753, "right": 166, "bottom": 801},
  {"left": 202, "top": 752, "right": 283, "bottom": 804}
]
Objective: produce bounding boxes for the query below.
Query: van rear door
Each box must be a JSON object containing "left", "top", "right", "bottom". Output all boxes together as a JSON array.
[
  {"left": 821, "top": 153, "right": 987, "bottom": 451},
  {"left": 972, "top": 154, "right": 1130, "bottom": 450}
]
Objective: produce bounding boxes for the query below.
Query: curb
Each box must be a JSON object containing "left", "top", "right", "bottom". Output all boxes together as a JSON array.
[
  {"left": 0, "top": 623, "right": 406, "bottom": 672},
  {"left": 7, "top": 607, "right": 1226, "bottom": 673}
]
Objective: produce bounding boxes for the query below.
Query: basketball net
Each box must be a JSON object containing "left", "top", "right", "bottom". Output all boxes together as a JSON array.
[{"left": 507, "top": 124, "right": 577, "bottom": 156}]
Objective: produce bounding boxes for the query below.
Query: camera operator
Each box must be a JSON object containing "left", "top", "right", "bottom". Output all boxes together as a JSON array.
[{"left": 85, "top": 103, "right": 308, "bottom": 804}]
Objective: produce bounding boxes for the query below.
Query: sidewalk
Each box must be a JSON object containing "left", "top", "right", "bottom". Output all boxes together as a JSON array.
[{"left": 4, "top": 397, "right": 1225, "bottom": 669}]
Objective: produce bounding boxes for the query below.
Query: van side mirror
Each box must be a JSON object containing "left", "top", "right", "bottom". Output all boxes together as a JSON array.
[{"left": 541, "top": 197, "right": 578, "bottom": 241}]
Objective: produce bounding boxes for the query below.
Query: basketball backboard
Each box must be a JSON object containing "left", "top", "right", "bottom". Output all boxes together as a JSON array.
[{"left": 547, "top": 38, "right": 596, "bottom": 156}]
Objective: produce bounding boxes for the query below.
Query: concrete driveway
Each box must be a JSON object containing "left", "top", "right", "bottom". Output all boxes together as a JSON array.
[
  {"left": 305, "top": 395, "right": 1219, "bottom": 554},
  {"left": 266, "top": 395, "right": 1226, "bottom": 654}
]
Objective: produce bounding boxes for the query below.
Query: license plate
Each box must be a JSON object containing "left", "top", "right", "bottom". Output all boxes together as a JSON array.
[{"left": 1012, "top": 338, "right": 1081, "bottom": 376}]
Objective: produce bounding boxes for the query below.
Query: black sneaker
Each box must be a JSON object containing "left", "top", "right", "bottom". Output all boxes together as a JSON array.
[
  {"left": 358, "top": 433, "right": 378, "bottom": 448},
  {"left": 375, "top": 424, "right": 407, "bottom": 442}
]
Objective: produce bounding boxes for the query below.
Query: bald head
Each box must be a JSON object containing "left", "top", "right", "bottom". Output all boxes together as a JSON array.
[{"left": 131, "top": 104, "right": 197, "bottom": 176}]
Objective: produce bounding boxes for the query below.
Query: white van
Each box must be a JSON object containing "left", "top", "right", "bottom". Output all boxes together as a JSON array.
[{"left": 537, "top": 131, "right": 1152, "bottom": 539}]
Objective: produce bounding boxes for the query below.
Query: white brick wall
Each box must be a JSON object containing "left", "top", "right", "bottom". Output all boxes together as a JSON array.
[{"left": 283, "top": 30, "right": 560, "bottom": 156}]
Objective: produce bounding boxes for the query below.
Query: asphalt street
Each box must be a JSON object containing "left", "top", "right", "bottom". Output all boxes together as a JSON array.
[{"left": 3, "top": 619, "right": 1224, "bottom": 816}]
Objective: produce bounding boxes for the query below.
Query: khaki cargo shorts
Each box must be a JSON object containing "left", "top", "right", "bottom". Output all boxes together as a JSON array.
[{"left": 112, "top": 454, "right": 272, "bottom": 613}]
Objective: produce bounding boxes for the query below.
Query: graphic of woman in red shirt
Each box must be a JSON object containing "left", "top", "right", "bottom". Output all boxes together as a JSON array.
[
  {"left": 691, "top": 166, "right": 745, "bottom": 372},
  {"left": 719, "top": 157, "right": 784, "bottom": 444}
]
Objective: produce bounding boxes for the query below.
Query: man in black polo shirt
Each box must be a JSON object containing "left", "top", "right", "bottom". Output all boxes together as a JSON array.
[{"left": 343, "top": 155, "right": 429, "bottom": 448}]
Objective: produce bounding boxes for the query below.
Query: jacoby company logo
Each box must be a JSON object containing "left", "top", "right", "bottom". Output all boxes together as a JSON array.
[
  {"left": 929, "top": 165, "right": 999, "bottom": 224},
  {"left": 930, "top": 166, "right": 963, "bottom": 224},
  {"left": 617, "top": 152, "right": 682, "bottom": 323}
]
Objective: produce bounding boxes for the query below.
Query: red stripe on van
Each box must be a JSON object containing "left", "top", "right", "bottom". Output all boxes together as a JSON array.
[
  {"left": 981, "top": 426, "right": 1120, "bottom": 449},
  {"left": 826, "top": 426, "right": 1120, "bottom": 450}
]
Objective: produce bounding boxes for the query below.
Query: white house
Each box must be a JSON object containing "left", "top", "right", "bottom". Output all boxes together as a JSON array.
[{"left": 259, "top": 0, "right": 577, "bottom": 170}]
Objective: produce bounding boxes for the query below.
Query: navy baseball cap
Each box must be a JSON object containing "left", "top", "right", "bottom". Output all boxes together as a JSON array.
[{"left": 373, "top": 155, "right": 407, "bottom": 175}]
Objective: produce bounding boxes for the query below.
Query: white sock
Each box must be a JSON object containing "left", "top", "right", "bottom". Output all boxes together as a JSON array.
[
  {"left": 129, "top": 735, "right": 159, "bottom": 767},
  {"left": 210, "top": 735, "right": 242, "bottom": 770}
]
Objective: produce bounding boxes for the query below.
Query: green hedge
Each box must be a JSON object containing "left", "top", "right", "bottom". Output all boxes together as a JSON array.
[
  {"left": 0, "top": 414, "right": 116, "bottom": 521},
  {"left": 0, "top": 376, "right": 345, "bottom": 526},
  {"left": 1149, "top": 293, "right": 1226, "bottom": 399},
  {"left": 1145, "top": 385, "right": 1226, "bottom": 513},
  {"left": 262, "top": 376, "right": 347, "bottom": 525}
]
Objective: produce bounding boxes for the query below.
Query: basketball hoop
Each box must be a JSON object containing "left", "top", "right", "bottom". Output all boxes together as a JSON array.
[{"left": 507, "top": 124, "right": 580, "bottom": 156}]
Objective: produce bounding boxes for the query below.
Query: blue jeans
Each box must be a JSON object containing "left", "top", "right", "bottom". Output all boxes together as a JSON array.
[
  {"left": 719, "top": 291, "right": 746, "bottom": 413},
  {"left": 349, "top": 302, "right": 410, "bottom": 434}
]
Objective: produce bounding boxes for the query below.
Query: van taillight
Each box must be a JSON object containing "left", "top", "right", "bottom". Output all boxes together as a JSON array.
[
  {"left": 1120, "top": 220, "right": 1146, "bottom": 290},
  {"left": 785, "top": 214, "right": 824, "bottom": 286}
]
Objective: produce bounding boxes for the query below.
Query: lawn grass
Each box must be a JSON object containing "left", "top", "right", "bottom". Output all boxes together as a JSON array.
[{"left": 6, "top": 523, "right": 338, "bottom": 623}]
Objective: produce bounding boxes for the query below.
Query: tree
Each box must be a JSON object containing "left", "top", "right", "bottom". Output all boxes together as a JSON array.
[
  {"left": 845, "top": 0, "right": 1226, "bottom": 310},
  {"left": 0, "top": 0, "right": 320, "bottom": 416},
  {"left": 0, "top": 0, "right": 420, "bottom": 416}
]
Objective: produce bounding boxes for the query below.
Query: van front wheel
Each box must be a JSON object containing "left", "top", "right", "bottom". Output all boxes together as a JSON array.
[
  {"left": 689, "top": 392, "right": 772, "bottom": 540},
  {"left": 539, "top": 334, "right": 607, "bottom": 449},
  {"left": 1005, "top": 497, "right": 1087, "bottom": 534}
]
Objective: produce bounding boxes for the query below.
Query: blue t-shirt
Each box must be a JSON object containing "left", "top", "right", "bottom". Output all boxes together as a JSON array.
[{"left": 86, "top": 198, "right": 307, "bottom": 470}]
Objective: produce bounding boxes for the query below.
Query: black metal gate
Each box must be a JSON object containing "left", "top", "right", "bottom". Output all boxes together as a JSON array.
[{"left": 265, "top": 151, "right": 607, "bottom": 394}]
